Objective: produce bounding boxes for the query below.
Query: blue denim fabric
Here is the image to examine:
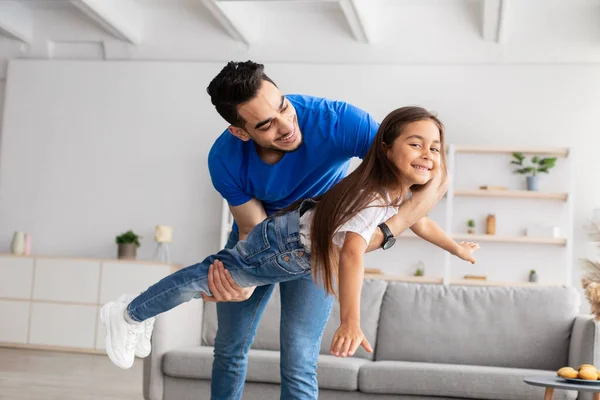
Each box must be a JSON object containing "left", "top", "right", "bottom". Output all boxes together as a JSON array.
[
  {"left": 126, "top": 200, "right": 333, "bottom": 400},
  {"left": 127, "top": 205, "right": 312, "bottom": 322}
]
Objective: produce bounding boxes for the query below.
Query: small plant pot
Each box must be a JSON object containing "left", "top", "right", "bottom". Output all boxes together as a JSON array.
[
  {"left": 467, "top": 228, "right": 475, "bottom": 234},
  {"left": 118, "top": 243, "right": 137, "bottom": 260},
  {"left": 529, "top": 272, "right": 538, "bottom": 283},
  {"left": 526, "top": 176, "right": 539, "bottom": 191}
]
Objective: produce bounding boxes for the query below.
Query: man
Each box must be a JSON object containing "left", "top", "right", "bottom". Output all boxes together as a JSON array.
[{"left": 203, "top": 61, "right": 447, "bottom": 400}]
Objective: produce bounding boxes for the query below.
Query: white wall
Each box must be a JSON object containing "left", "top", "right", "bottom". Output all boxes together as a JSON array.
[
  {"left": 0, "top": 79, "right": 5, "bottom": 154},
  {"left": 0, "top": 60, "right": 598, "bottom": 305}
]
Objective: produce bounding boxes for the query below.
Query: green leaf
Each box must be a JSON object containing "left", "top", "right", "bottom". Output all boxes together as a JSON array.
[
  {"left": 115, "top": 230, "right": 142, "bottom": 247},
  {"left": 512, "top": 152, "right": 525, "bottom": 161},
  {"left": 514, "top": 167, "right": 534, "bottom": 174},
  {"left": 539, "top": 158, "right": 557, "bottom": 168}
]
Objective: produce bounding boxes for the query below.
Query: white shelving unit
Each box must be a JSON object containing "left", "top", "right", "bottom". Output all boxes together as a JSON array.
[{"left": 442, "top": 145, "right": 574, "bottom": 286}]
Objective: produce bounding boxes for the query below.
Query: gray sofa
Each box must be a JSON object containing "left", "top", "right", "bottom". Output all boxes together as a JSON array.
[{"left": 144, "top": 279, "right": 598, "bottom": 400}]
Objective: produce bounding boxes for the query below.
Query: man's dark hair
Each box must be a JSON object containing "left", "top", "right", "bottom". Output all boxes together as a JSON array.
[{"left": 206, "top": 61, "right": 277, "bottom": 128}]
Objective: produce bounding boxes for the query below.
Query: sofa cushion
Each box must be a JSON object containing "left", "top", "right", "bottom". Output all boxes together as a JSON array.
[
  {"left": 202, "top": 279, "right": 388, "bottom": 360},
  {"left": 316, "top": 354, "right": 371, "bottom": 391},
  {"left": 358, "top": 361, "right": 576, "bottom": 400},
  {"left": 163, "top": 346, "right": 369, "bottom": 391},
  {"left": 163, "top": 378, "right": 484, "bottom": 400},
  {"left": 376, "top": 283, "right": 579, "bottom": 370},
  {"left": 320, "top": 279, "right": 388, "bottom": 360}
]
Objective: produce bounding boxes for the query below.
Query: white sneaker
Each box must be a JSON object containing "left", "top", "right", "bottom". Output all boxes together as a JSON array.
[
  {"left": 117, "top": 294, "right": 155, "bottom": 358},
  {"left": 136, "top": 317, "right": 155, "bottom": 358},
  {"left": 100, "top": 301, "right": 143, "bottom": 369}
]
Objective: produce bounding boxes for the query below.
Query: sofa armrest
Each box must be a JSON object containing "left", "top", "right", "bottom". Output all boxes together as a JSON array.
[
  {"left": 568, "top": 314, "right": 600, "bottom": 368},
  {"left": 143, "top": 299, "right": 204, "bottom": 400}
]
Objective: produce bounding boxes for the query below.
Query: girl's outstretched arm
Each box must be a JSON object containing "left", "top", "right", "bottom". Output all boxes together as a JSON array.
[
  {"left": 330, "top": 232, "right": 373, "bottom": 358},
  {"left": 410, "top": 217, "right": 479, "bottom": 263},
  {"left": 366, "top": 169, "right": 449, "bottom": 253}
]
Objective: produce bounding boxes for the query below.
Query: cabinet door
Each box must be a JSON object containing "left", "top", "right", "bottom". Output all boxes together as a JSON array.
[
  {"left": 0, "top": 300, "right": 30, "bottom": 343},
  {"left": 32, "top": 258, "right": 100, "bottom": 303},
  {"left": 99, "top": 262, "right": 171, "bottom": 304},
  {"left": 95, "top": 306, "right": 106, "bottom": 351},
  {"left": 29, "top": 302, "right": 97, "bottom": 349},
  {"left": 0, "top": 256, "right": 34, "bottom": 299}
]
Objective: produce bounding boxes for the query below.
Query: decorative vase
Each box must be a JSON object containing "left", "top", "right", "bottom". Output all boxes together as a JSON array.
[
  {"left": 529, "top": 271, "right": 538, "bottom": 283},
  {"left": 118, "top": 243, "right": 137, "bottom": 260},
  {"left": 486, "top": 214, "right": 496, "bottom": 235},
  {"left": 526, "top": 176, "right": 539, "bottom": 191},
  {"left": 11, "top": 232, "right": 25, "bottom": 255}
]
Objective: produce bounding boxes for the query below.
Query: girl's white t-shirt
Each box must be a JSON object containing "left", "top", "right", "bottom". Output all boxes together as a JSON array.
[{"left": 299, "top": 195, "right": 399, "bottom": 251}]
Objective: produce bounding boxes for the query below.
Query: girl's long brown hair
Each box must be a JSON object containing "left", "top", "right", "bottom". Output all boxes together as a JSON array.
[{"left": 309, "top": 106, "right": 446, "bottom": 295}]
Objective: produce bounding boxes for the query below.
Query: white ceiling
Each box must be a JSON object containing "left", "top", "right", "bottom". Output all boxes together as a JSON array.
[{"left": 0, "top": 0, "right": 599, "bottom": 65}]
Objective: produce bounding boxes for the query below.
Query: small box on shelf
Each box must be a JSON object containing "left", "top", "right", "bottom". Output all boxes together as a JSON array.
[{"left": 525, "top": 225, "right": 560, "bottom": 239}]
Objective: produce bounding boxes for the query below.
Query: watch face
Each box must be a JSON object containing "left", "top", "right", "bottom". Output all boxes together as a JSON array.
[{"left": 383, "top": 237, "right": 396, "bottom": 250}]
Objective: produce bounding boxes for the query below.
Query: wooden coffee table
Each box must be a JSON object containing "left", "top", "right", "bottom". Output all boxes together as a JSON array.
[{"left": 524, "top": 376, "right": 600, "bottom": 400}]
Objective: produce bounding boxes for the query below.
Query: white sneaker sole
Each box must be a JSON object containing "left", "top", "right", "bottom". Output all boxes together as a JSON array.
[
  {"left": 101, "top": 303, "right": 133, "bottom": 369},
  {"left": 135, "top": 347, "right": 151, "bottom": 358}
]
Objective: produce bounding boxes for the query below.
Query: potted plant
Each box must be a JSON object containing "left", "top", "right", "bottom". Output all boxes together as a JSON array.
[
  {"left": 511, "top": 152, "right": 557, "bottom": 191},
  {"left": 529, "top": 269, "right": 538, "bottom": 283},
  {"left": 414, "top": 267, "right": 424, "bottom": 277},
  {"left": 116, "top": 230, "right": 142, "bottom": 260},
  {"left": 467, "top": 219, "right": 476, "bottom": 234}
]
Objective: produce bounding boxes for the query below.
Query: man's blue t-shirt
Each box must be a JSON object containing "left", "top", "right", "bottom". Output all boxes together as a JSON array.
[{"left": 208, "top": 94, "right": 379, "bottom": 225}]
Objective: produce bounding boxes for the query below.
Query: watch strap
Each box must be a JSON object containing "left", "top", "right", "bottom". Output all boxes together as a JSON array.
[{"left": 378, "top": 222, "right": 393, "bottom": 240}]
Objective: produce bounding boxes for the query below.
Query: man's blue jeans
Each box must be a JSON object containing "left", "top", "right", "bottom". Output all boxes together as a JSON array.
[{"left": 126, "top": 201, "right": 334, "bottom": 399}]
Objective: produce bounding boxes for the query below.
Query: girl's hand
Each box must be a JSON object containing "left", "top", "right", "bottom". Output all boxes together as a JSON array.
[
  {"left": 330, "top": 323, "right": 373, "bottom": 357},
  {"left": 456, "top": 241, "right": 480, "bottom": 264}
]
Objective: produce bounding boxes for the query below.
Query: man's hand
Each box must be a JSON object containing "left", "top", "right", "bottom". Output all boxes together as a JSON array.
[{"left": 201, "top": 259, "right": 256, "bottom": 302}]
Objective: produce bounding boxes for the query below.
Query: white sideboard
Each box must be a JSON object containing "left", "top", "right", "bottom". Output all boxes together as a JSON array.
[{"left": 0, "top": 254, "right": 180, "bottom": 354}]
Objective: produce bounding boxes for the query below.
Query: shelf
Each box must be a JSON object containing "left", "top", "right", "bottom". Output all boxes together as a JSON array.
[
  {"left": 363, "top": 274, "right": 559, "bottom": 287},
  {"left": 453, "top": 146, "right": 569, "bottom": 157},
  {"left": 454, "top": 189, "right": 568, "bottom": 201},
  {"left": 448, "top": 279, "right": 558, "bottom": 287},
  {"left": 452, "top": 234, "right": 567, "bottom": 246},
  {"left": 363, "top": 274, "right": 443, "bottom": 284},
  {"left": 399, "top": 232, "right": 566, "bottom": 246}
]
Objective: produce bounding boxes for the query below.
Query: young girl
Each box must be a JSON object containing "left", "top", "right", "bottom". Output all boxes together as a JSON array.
[{"left": 101, "top": 106, "right": 479, "bottom": 369}]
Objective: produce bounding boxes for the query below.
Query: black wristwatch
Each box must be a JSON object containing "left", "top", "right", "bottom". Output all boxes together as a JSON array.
[{"left": 378, "top": 222, "right": 396, "bottom": 250}]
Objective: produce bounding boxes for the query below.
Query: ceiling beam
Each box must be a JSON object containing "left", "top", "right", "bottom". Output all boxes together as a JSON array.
[
  {"left": 0, "top": 1, "right": 32, "bottom": 44},
  {"left": 338, "top": 0, "right": 371, "bottom": 43},
  {"left": 482, "top": 0, "right": 509, "bottom": 43},
  {"left": 70, "top": 0, "right": 142, "bottom": 45},
  {"left": 200, "top": 0, "right": 253, "bottom": 46}
]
